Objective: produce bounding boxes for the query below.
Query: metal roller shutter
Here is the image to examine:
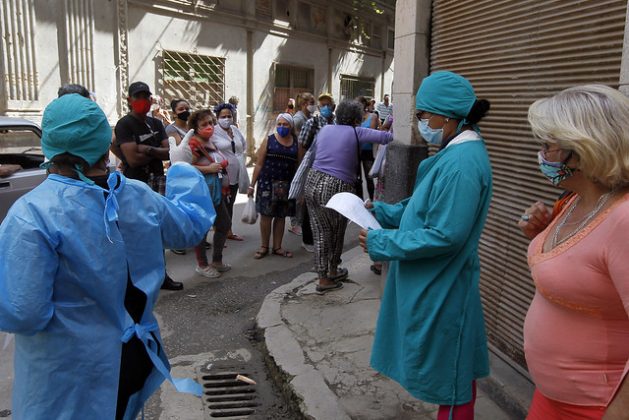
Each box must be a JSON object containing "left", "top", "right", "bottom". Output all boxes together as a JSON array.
[{"left": 430, "top": 0, "right": 627, "bottom": 368}]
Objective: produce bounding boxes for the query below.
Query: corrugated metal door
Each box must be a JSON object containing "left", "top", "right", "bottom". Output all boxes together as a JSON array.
[{"left": 430, "top": 0, "right": 627, "bottom": 368}]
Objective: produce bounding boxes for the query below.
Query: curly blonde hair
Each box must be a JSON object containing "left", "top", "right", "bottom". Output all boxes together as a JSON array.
[{"left": 528, "top": 84, "right": 629, "bottom": 189}]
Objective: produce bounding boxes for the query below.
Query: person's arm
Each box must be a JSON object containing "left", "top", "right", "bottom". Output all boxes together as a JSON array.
[
  {"left": 0, "top": 207, "right": 57, "bottom": 334},
  {"left": 370, "top": 198, "right": 411, "bottom": 229},
  {"left": 355, "top": 126, "right": 393, "bottom": 145},
  {"left": 109, "top": 132, "right": 124, "bottom": 160},
  {"left": 370, "top": 114, "right": 379, "bottom": 130},
  {"left": 603, "top": 215, "right": 629, "bottom": 419},
  {"left": 157, "top": 163, "right": 216, "bottom": 250},
  {"left": 248, "top": 138, "right": 268, "bottom": 197},
  {"left": 518, "top": 201, "right": 552, "bottom": 240},
  {"left": 367, "top": 169, "right": 485, "bottom": 262},
  {"left": 298, "top": 119, "right": 316, "bottom": 151}
]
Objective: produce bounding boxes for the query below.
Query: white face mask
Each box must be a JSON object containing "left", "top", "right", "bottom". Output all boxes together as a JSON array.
[
  {"left": 218, "top": 117, "right": 233, "bottom": 129},
  {"left": 306, "top": 105, "right": 317, "bottom": 114}
]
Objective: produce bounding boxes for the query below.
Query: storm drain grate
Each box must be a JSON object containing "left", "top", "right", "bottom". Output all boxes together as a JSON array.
[{"left": 201, "top": 369, "right": 260, "bottom": 419}]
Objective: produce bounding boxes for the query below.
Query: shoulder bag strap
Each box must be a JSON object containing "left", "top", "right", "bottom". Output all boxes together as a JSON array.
[{"left": 353, "top": 127, "right": 362, "bottom": 184}]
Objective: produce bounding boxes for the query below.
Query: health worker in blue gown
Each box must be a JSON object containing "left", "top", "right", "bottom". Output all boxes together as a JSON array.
[
  {"left": 0, "top": 93, "right": 214, "bottom": 420},
  {"left": 359, "top": 71, "right": 493, "bottom": 419}
]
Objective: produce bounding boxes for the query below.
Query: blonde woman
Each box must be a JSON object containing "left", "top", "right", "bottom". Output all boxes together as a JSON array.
[{"left": 524, "top": 85, "right": 629, "bottom": 419}]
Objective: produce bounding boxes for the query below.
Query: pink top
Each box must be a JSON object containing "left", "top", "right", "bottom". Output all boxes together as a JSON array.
[{"left": 525, "top": 194, "right": 629, "bottom": 406}]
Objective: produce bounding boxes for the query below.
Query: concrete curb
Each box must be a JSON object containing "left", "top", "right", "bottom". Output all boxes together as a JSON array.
[{"left": 256, "top": 263, "right": 354, "bottom": 420}]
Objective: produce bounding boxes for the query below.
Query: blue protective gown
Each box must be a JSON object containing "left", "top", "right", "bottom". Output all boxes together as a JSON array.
[
  {"left": 367, "top": 140, "right": 492, "bottom": 406},
  {"left": 0, "top": 163, "right": 215, "bottom": 420}
]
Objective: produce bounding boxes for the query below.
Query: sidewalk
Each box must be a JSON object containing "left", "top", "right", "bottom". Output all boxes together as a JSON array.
[{"left": 257, "top": 247, "right": 520, "bottom": 420}]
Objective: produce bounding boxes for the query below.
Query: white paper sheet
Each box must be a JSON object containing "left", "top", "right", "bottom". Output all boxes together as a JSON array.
[{"left": 325, "top": 192, "right": 382, "bottom": 230}]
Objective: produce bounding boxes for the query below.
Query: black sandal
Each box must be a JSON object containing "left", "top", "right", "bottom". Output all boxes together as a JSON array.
[
  {"left": 370, "top": 264, "right": 382, "bottom": 275},
  {"left": 316, "top": 282, "right": 344, "bottom": 295},
  {"left": 272, "top": 248, "right": 293, "bottom": 258},
  {"left": 329, "top": 267, "right": 348, "bottom": 282},
  {"left": 254, "top": 246, "right": 269, "bottom": 259}
]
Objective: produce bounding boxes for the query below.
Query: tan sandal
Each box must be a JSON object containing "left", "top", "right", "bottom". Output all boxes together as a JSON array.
[{"left": 254, "top": 246, "right": 269, "bottom": 259}]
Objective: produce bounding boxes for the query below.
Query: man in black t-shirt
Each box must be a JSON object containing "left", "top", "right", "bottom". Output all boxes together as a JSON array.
[
  {"left": 115, "top": 82, "right": 170, "bottom": 185},
  {"left": 114, "top": 81, "right": 183, "bottom": 291}
]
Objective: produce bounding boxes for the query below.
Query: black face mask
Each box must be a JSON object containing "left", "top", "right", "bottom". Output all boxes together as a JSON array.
[{"left": 177, "top": 110, "right": 190, "bottom": 121}]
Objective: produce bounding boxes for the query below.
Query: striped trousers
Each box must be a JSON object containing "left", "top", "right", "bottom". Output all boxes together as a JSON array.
[{"left": 304, "top": 169, "right": 355, "bottom": 279}]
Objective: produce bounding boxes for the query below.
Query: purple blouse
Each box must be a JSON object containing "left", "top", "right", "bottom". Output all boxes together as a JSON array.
[{"left": 312, "top": 125, "right": 393, "bottom": 184}]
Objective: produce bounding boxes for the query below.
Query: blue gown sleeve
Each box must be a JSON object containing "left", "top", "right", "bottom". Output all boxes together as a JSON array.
[
  {"left": 0, "top": 213, "right": 57, "bottom": 335},
  {"left": 371, "top": 198, "right": 411, "bottom": 229},
  {"left": 158, "top": 162, "right": 217, "bottom": 249},
  {"left": 367, "top": 169, "right": 484, "bottom": 261}
]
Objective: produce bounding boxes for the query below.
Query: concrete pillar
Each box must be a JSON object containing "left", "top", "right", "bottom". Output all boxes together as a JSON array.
[
  {"left": 246, "top": 29, "right": 255, "bottom": 158},
  {"left": 619, "top": 3, "right": 629, "bottom": 96},
  {"left": 382, "top": 0, "right": 431, "bottom": 204}
]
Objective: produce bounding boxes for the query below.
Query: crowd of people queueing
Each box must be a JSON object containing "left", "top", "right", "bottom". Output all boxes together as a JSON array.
[{"left": 3, "top": 71, "right": 629, "bottom": 420}]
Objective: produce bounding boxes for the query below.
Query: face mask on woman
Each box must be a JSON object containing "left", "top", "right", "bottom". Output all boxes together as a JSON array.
[
  {"left": 218, "top": 117, "right": 233, "bottom": 129},
  {"left": 306, "top": 105, "right": 317, "bottom": 114},
  {"left": 198, "top": 126, "right": 214, "bottom": 139},
  {"left": 277, "top": 126, "right": 290, "bottom": 137},
  {"left": 538, "top": 151, "right": 575, "bottom": 186},
  {"left": 177, "top": 110, "right": 190, "bottom": 121},
  {"left": 418, "top": 119, "right": 443, "bottom": 145}
]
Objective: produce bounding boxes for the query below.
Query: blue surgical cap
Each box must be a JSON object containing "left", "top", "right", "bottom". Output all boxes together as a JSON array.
[
  {"left": 415, "top": 71, "right": 477, "bottom": 120},
  {"left": 41, "top": 94, "right": 112, "bottom": 166}
]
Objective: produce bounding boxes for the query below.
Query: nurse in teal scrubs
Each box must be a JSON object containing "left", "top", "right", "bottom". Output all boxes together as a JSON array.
[{"left": 359, "top": 71, "right": 493, "bottom": 419}]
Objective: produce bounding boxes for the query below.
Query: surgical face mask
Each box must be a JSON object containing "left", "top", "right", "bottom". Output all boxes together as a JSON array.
[
  {"left": 306, "top": 105, "right": 317, "bottom": 114},
  {"left": 418, "top": 119, "right": 443, "bottom": 145},
  {"left": 320, "top": 105, "right": 333, "bottom": 119},
  {"left": 130, "top": 98, "right": 151, "bottom": 114},
  {"left": 198, "top": 126, "right": 214, "bottom": 139},
  {"left": 277, "top": 126, "right": 290, "bottom": 138},
  {"left": 538, "top": 151, "right": 575, "bottom": 186},
  {"left": 177, "top": 110, "right": 190, "bottom": 121},
  {"left": 218, "top": 117, "right": 233, "bottom": 129}
]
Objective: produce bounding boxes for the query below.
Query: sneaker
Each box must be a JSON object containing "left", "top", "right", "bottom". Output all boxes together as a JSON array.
[
  {"left": 289, "top": 225, "right": 302, "bottom": 236},
  {"left": 171, "top": 249, "right": 186, "bottom": 255},
  {"left": 195, "top": 265, "right": 221, "bottom": 278},
  {"left": 212, "top": 263, "right": 232, "bottom": 273},
  {"left": 301, "top": 242, "right": 314, "bottom": 253},
  {"left": 202, "top": 241, "right": 212, "bottom": 250}
]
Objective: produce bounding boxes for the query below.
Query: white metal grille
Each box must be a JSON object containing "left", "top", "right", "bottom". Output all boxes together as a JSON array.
[
  {"left": 160, "top": 50, "right": 225, "bottom": 110},
  {"left": 0, "top": 0, "right": 38, "bottom": 102},
  {"left": 340, "top": 75, "right": 375, "bottom": 101}
]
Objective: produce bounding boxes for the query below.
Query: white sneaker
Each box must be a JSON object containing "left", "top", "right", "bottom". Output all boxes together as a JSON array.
[
  {"left": 301, "top": 242, "right": 314, "bottom": 253},
  {"left": 195, "top": 265, "right": 221, "bottom": 278}
]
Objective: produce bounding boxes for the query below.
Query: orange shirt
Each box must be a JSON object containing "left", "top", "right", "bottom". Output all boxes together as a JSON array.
[{"left": 525, "top": 194, "right": 629, "bottom": 406}]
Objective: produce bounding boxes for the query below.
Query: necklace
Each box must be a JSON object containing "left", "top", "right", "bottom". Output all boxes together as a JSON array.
[{"left": 551, "top": 191, "right": 615, "bottom": 248}]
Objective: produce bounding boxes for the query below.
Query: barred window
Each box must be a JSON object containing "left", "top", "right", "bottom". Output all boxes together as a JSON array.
[
  {"left": 273, "top": 65, "right": 314, "bottom": 112},
  {"left": 160, "top": 50, "right": 225, "bottom": 110},
  {"left": 340, "top": 75, "right": 375, "bottom": 102}
]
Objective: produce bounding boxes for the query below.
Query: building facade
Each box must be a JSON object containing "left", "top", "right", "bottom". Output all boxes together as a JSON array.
[{"left": 0, "top": 0, "right": 396, "bottom": 153}]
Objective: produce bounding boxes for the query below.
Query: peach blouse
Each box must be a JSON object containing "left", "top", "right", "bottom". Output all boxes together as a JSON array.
[{"left": 525, "top": 194, "right": 629, "bottom": 406}]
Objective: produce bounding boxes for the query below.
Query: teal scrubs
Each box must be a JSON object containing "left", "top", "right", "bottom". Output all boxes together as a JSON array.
[
  {"left": 367, "top": 140, "right": 492, "bottom": 406},
  {"left": 0, "top": 163, "right": 214, "bottom": 419}
]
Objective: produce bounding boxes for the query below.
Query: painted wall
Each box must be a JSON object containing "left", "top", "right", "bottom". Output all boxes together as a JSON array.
[{"left": 2, "top": 1, "right": 395, "bottom": 151}]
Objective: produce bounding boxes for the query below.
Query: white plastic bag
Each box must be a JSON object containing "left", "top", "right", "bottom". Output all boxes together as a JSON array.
[
  {"left": 241, "top": 197, "right": 258, "bottom": 224},
  {"left": 237, "top": 153, "right": 250, "bottom": 193}
]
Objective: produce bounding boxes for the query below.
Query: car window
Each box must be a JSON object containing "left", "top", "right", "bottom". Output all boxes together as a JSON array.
[{"left": 0, "top": 128, "right": 42, "bottom": 155}]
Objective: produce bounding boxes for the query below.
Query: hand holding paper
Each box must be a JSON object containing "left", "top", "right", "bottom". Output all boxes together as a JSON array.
[{"left": 325, "top": 192, "right": 382, "bottom": 230}]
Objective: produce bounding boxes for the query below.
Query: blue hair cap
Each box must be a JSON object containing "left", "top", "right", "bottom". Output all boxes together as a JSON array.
[
  {"left": 415, "top": 71, "right": 477, "bottom": 120},
  {"left": 41, "top": 93, "right": 112, "bottom": 166}
]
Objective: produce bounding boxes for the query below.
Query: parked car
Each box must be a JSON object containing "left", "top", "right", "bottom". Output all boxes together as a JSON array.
[{"left": 0, "top": 117, "right": 45, "bottom": 223}]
